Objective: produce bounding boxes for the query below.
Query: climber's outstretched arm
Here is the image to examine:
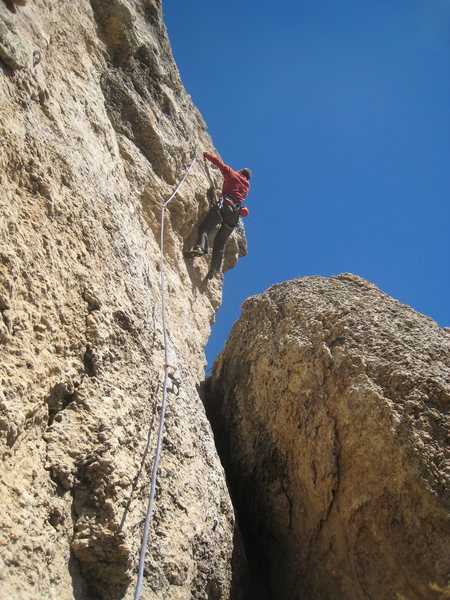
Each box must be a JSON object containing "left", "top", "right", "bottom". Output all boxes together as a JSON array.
[{"left": 203, "top": 151, "right": 233, "bottom": 178}]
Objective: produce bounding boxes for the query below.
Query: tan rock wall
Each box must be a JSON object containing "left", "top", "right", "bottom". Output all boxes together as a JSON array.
[
  {"left": 208, "top": 274, "right": 450, "bottom": 600},
  {"left": 0, "top": 1, "right": 246, "bottom": 598}
]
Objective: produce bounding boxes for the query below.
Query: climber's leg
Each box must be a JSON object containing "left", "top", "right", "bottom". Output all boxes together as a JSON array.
[
  {"left": 209, "top": 224, "right": 233, "bottom": 274},
  {"left": 185, "top": 207, "right": 221, "bottom": 257}
]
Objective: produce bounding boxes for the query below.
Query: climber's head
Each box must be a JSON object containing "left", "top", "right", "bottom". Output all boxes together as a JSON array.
[{"left": 239, "top": 168, "right": 252, "bottom": 180}]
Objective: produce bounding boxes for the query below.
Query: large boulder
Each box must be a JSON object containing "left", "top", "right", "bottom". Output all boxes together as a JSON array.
[{"left": 208, "top": 274, "right": 449, "bottom": 600}]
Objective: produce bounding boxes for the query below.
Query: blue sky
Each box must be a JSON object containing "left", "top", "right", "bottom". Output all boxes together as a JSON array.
[{"left": 163, "top": 0, "right": 450, "bottom": 366}]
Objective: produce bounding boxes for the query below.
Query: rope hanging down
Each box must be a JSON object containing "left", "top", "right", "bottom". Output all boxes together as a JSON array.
[{"left": 134, "top": 155, "right": 198, "bottom": 600}]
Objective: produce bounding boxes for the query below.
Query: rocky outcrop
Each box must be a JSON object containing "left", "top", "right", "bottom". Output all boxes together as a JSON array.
[
  {"left": 0, "top": 1, "right": 247, "bottom": 599},
  {"left": 2, "top": 3, "right": 448, "bottom": 600},
  {"left": 207, "top": 274, "right": 450, "bottom": 600}
]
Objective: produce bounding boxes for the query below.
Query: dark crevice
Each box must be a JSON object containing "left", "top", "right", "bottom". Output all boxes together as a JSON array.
[
  {"left": 83, "top": 346, "right": 96, "bottom": 377},
  {"left": 0, "top": 54, "right": 15, "bottom": 76},
  {"left": 201, "top": 380, "right": 274, "bottom": 600},
  {"left": 46, "top": 382, "right": 78, "bottom": 426},
  {"left": 113, "top": 309, "right": 134, "bottom": 333},
  {"left": 47, "top": 392, "right": 76, "bottom": 426},
  {"left": 1, "top": 0, "right": 17, "bottom": 14}
]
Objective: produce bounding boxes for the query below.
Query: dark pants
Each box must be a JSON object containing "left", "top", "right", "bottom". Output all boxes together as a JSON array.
[{"left": 195, "top": 203, "right": 239, "bottom": 272}]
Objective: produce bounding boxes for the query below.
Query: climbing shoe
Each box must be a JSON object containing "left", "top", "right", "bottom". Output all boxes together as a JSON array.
[{"left": 184, "top": 247, "right": 204, "bottom": 258}]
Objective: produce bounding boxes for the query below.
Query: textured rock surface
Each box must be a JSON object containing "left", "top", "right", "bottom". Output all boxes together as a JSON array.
[
  {"left": 208, "top": 274, "right": 450, "bottom": 600},
  {"left": 0, "top": 1, "right": 247, "bottom": 599}
]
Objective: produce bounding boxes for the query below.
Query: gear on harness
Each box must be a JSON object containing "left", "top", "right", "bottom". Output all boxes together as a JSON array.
[{"left": 213, "top": 195, "right": 241, "bottom": 230}]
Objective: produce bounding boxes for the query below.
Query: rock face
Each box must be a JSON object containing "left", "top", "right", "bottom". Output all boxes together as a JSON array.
[
  {"left": 208, "top": 274, "right": 450, "bottom": 600},
  {"left": 0, "top": 1, "right": 247, "bottom": 599},
  {"left": 2, "top": 3, "right": 449, "bottom": 600}
]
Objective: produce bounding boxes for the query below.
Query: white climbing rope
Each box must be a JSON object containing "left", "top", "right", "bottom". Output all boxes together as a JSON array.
[{"left": 134, "top": 155, "right": 198, "bottom": 600}]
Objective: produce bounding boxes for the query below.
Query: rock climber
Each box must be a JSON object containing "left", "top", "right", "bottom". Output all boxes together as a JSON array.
[{"left": 185, "top": 151, "right": 252, "bottom": 279}]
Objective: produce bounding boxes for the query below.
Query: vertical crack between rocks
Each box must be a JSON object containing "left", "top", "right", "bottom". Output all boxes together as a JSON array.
[{"left": 201, "top": 380, "right": 274, "bottom": 600}]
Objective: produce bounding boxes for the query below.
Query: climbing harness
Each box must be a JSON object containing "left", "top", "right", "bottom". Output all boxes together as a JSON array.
[
  {"left": 222, "top": 194, "right": 241, "bottom": 209},
  {"left": 213, "top": 195, "right": 241, "bottom": 231},
  {"left": 133, "top": 154, "right": 197, "bottom": 600}
]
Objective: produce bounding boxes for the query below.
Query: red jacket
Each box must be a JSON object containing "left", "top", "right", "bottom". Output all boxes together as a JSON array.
[{"left": 204, "top": 152, "right": 250, "bottom": 204}]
